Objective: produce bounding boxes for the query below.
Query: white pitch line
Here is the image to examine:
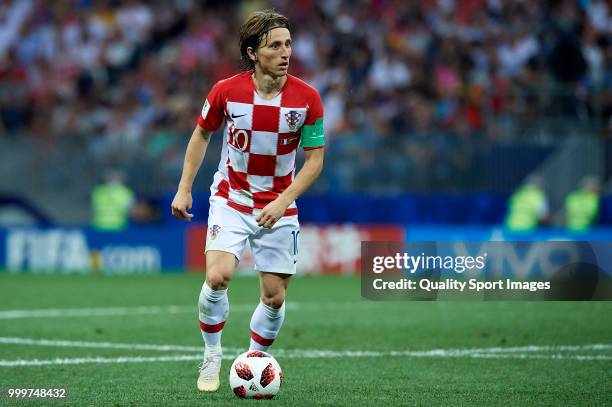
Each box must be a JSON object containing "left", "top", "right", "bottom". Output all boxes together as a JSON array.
[
  {"left": 1, "top": 350, "right": 611, "bottom": 368},
  {"left": 0, "top": 302, "right": 379, "bottom": 319},
  {"left": 270, "top": 347, "right": 612, "bottom": 359},
  {"left": 0, "top": 337, "right": 611, "bottom": 367},
  {"left": 0, "top": 337, "right": 245, "bottom": 354},
  {"left": 4, "top": 337, "right": 610, "bottom": 357},
  {"left": 468, "top": 353, "right": 612, "bottom": 361},
  {"left": 417, "top": 344, "right": 612, "bottom": 354},
  {"left": 0, "top": 337, "right": 209, "bottom": 353},
  {"left": 0, "top": 355, "right": 202, "bottom": 367},
  {"left": 0, "top": 306, "right": 192, "bottom": 319}
]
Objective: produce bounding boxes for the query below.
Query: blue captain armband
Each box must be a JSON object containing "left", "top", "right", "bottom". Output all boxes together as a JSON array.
[{"left": 300, "top": 118, "right": 324, "bottom": 148}]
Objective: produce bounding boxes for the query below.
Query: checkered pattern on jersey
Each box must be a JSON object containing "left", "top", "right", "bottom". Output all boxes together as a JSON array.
[
  {"left": 218, "top": 90, "right": 306, "bottom": 214},
  {"left": 225, "top": 92, "right": 306, "bottom": 214},
  {"left": 198, "top": 73, "right": 323, "bottom": 216}
]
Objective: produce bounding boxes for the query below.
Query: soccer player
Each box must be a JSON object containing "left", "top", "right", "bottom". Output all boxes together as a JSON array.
[{"left": 170, "top": 10, "right": 324, "bottom": 392}]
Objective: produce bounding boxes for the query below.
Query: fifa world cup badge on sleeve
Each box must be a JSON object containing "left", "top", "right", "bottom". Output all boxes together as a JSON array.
[{"left": 201, "top": 99, "right": 211, "bottom": 120}]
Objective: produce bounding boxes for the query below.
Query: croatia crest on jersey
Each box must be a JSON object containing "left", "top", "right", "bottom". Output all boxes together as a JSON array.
[
  {"left": 209, "top": 225, "right": 221, "bottom": 240},
  {"left": 285, "top": 110, "right": 303, "bottom": 132}
]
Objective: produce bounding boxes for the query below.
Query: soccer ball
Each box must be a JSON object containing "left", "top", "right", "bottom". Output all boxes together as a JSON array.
[{"left": 229, "top": 350, "right": 282, "bottom": 399}]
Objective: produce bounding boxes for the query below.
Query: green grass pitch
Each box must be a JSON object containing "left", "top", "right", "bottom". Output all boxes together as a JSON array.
[{"left": 0, "top": 273, "right": 610, "bottom": 406}]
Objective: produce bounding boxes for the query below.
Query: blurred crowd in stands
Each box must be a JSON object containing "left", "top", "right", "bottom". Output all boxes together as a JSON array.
[{"left": 0, "top": 0, "right": 611, "bottom": 194}]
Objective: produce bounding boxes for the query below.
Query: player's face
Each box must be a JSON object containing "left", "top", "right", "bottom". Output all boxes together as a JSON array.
[{"left": 254, "top": 27, "right": 292, "bottom": 77}]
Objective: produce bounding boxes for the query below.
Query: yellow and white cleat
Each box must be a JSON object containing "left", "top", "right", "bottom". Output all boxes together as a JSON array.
[{"left": 197, "top": 348, "right": 222, "bottom": 392}]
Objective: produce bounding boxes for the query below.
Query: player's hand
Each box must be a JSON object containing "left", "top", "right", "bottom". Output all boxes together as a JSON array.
[
  {"left": 257, "top": 198, "right": 289, "bottom": 228},
  {"left": 171, "top": 190, "right": 194, "bottom": 221}
]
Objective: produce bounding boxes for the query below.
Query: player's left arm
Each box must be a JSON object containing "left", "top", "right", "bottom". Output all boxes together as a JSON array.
[{"left": 257, "top": 147, "right": 324, "bottom": 228}]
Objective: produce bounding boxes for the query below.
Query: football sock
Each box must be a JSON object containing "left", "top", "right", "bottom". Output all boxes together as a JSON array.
[
  {"left": 249, "top": 301, "right": 285, "bottom": 351},
  {"left": 198, "top": 282, "right": 229, "bottom": 350}
]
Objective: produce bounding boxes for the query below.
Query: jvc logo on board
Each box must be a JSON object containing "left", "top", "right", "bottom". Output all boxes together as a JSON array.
[{"left": 452, "top": 241, "right": 581, "bottom": 278}]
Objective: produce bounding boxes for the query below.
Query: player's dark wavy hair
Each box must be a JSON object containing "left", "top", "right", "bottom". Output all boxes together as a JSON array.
[{"left": 239, "top": 9, "right": 290, "bottom": 71}]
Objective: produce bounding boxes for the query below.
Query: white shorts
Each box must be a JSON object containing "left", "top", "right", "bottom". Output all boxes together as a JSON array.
[{"left": 205, "top": 197, "right": 300, "bottom": 275}]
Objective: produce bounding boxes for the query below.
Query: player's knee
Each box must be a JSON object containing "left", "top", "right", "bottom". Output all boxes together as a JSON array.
[
  {"left": 261, "top": 292, "right": 285, "bottom": 309},
  {"left": 205, "top": 269, "right": 231, "bottom": 290},
  {"left": 205, "top": 254, "right": 235, "bottom": 290}
]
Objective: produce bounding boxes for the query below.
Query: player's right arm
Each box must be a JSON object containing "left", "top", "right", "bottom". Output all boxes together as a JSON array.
[
  {"left": 171, "top": 125, "right": 213, "bottom": 221},
  {"left": 171, "top": 82, "right": 225, "bottom": 221}
]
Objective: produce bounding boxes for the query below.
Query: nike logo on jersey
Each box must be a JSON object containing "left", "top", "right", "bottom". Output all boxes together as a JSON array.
[{"left": 231, "top": 113, "right": 247, "bottom": 118}]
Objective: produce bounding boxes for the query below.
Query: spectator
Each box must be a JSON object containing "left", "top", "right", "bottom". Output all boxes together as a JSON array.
[{"left": 0, "top": 0, "right": 609, "bottom": 196}]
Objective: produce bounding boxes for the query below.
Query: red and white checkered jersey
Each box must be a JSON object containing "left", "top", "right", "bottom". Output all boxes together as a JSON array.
[{"left": 196, "top": 71, "right": 324, "bottom": 217}]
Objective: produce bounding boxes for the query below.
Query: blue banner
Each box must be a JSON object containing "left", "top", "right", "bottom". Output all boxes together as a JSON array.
[
  {"left": 0, "top": 227, "right": 185, "bottom": 274},
  {"left": 405, "top": 225, "right": 612, "bottom": 241},
  {"left": 1, "top": 225, "right": 610, "bottom": 274}
]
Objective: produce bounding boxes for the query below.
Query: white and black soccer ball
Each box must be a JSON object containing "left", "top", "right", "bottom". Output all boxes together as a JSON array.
[{"left": 229, "top": 351, "right": 282, "bottom": 399}]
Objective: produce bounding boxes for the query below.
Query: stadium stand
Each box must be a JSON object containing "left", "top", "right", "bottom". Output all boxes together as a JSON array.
[{"left": 0, "top": 0, "right": 610, "bottom": 224}]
